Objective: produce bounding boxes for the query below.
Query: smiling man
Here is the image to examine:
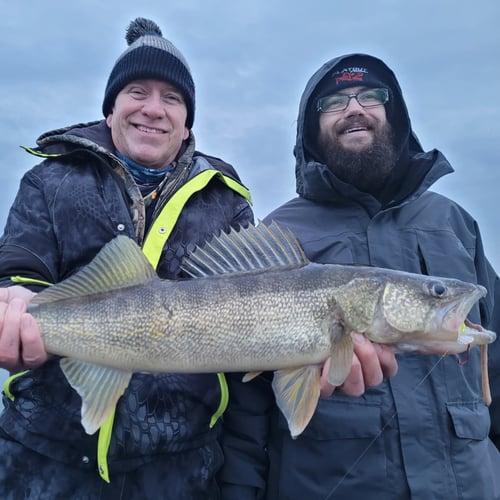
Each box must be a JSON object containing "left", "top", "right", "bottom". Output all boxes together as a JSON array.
[
  {"left": 0, "top": 17, "right": 253, "bottom": 499},
  {"left": 303, "top": 59, "right": 416, "bottom": 205},
  {"left": 316, "top": 84, "right": 397, "bottom": 195},
  {"left": 106, "top": 80, "right": 190, "bottom": 170},
  {"left": 219, "top": 54, "right": 500, "bottom": 500}
]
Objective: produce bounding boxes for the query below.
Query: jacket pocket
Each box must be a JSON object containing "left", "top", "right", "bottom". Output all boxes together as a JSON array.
[
  {"left": 446, "top": 402, "right": 500, "bottom": 497},
  {"left": 446, "top": 402, "right": 490, "bottom": 440},
  {"left": 273, "top": 398, "right": 389, "bottom": 499},
  {"left": 286, "top": 397, "right": 382, "bottom": 440}
]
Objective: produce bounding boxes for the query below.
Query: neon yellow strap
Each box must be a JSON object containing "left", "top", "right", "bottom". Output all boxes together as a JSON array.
[
  {"left": 21, "top": 145, "right": 62, "bottom": 158},
  {"left": 142, "top": 170, "right": 252, "bottom": 268},
  {"left": 96, "top": 169, "right": 250, "bottom": 482},
  {"left": 3, "top": 371, "right": 29, "bottom": 401},
  {"left": 10, "top": 276, "right": 52, "bottom": 287},
  {"left": 210, "top": 373, "right": 229, "bottom": 428},
  {"left": 97, "top": 409, "right": 115, "bottom": 483},
  {"left": 97, "top": 374, "right": 225, "bottom": 482}
]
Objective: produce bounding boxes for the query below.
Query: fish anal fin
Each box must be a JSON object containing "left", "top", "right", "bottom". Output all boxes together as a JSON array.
[
  {"left": 272, "top": 365, "right": 321, "bottom": 438},
  {"left": 242, "top": 371, "right": 263, "bottom": 382},
  {"left": 60, "top": 358, "right": 132, "bottom": 435}
]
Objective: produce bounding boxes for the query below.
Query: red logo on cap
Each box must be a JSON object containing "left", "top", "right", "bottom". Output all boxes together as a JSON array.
[{"left": 335, "top": 71, "right": 365, "bottom": 86}]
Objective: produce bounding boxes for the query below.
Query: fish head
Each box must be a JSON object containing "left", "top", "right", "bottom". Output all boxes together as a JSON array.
[{"left": 364, "top": 271, "right": 496, "bottom": 353}]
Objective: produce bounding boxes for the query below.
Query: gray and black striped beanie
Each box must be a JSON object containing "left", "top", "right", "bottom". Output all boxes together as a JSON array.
[{"left": 102, "top": 17, "right": 195, "bottom": 128}]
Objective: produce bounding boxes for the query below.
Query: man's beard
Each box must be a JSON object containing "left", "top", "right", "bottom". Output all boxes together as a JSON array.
[{"left": 318, "top": 123, "right": 399, "bottom": 196}]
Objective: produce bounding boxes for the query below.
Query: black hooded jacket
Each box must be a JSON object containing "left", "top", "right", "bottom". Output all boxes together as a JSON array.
[
  {"left": 0, "top": 119, "right": 253, "bottom": 499},
  {"left": 219, "top": 54, "right": 500, "bottom": 500}
]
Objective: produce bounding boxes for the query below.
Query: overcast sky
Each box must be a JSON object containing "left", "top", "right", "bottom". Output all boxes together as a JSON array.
[
  {"left": 0, "top": 1, "right": 499, "bottom": 396},
  {"left": 1, "top": 0, "right": 499, "bottom": 273}
]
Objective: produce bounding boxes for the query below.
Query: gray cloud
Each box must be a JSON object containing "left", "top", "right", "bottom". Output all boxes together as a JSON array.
[
  {"left": 0, "top": 0, "right": 499, "bottom": 398},
  {"left": 1, "top": 0, "right": 499, "bottom": 271}
]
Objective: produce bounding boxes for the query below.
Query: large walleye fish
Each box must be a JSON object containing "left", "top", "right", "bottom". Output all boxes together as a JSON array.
[{"left": 28, "top": 222, "right": 496, "bottom": 437}]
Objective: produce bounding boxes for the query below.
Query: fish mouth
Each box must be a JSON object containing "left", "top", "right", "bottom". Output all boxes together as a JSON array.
[
  {"left": 394, "top": 286, "right": 495, "bottom": 355},
  {"left": 457, "top": 318, "right": 497, "bottom": 345},
  {"left": 440, "top": 285, "right": 495, "bottom": 345}
]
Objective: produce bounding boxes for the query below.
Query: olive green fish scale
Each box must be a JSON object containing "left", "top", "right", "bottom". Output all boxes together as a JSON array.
[{"left": 34, "top": 267, "right": 342, "bottom": 373}]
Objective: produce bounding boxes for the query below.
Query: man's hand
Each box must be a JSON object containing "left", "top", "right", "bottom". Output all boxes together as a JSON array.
[
  {"left": 0, "top": 286, "right": 48, "bottom": 372},
  {"left": 320, "top": 333, "right": 398, "bottom": 397}
]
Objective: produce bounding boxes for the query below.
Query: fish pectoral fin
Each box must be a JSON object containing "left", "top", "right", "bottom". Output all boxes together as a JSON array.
[
  {"left": 327, "top": 333, "right": 354, "bottom": 387},
  {"left": 60, "top": 358, "right": 132, "bottom": 435},
  {"left": 242, "top": 371, "right": 263, "bottom": 382},
  {"left": 272, "top": 365, "right": 321, "bottom": 439}
]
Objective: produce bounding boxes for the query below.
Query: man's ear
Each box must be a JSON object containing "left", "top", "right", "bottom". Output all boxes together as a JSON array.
[{"left": 106, "top": 114, "right": 113, "bottom": 128}]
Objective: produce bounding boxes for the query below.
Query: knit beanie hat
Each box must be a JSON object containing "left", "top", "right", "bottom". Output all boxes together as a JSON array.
[{"left": 102, "top": 17, "right": 195, "bottom": 128}]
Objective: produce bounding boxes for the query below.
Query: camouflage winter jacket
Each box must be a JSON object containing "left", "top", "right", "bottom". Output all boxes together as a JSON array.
[{"left": 0, "top": 120, "right": 253, "bottom": 495}]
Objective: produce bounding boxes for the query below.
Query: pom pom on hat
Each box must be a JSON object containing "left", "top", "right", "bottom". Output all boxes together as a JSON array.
[{"left": 102, "top": 17, "right": 195, "bottom": 128}]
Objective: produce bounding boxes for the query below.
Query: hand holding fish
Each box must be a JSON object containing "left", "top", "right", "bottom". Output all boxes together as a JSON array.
[
  {"left": 320, "top": 333, "right": 399, "bottom": 397},
  {"left": 0, "top": 286, "right": 48, "bottom": 371}
]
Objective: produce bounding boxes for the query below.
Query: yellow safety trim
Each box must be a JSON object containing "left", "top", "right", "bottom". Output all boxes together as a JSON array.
[
  {"left": 96, "top": 168, "right": 250, "bottom": 483},
  {"left": 3, "top": 371, "right": 29, "bottom": 401},
  {"left": 10, "top": 276, "right": 52, "bottom": 287},
  {"left": 219, "top": 175, "right": 252, "bottom": 204},
  {"left": 210, "top": 373, "right": 229, "bottom": 428},
  {"left": 97, "top": 409, "right": 115, "bottom": 483},
  {"left": 20, "top": 145, "right": 62, "bottom": 159},
  {"left": 142, "top": 170, "right": 252, "bottom": 268}
]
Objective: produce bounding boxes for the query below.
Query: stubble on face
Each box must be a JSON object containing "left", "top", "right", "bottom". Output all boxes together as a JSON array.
[{"left": 317, "top": 120, "right": 399, "bottom": 195}]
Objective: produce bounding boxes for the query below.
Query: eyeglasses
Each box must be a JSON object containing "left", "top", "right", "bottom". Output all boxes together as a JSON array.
[{"left": 317, "top": 88, "right": 389, "bottom": 113}]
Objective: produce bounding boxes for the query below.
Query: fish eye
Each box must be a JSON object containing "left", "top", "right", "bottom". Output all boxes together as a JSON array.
[{"left": 428, "top": 281, "right": 447, "bottom": 297}]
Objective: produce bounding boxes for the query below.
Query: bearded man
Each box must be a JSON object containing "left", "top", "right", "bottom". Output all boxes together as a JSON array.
[{"left": 219, "top": 53, "right": 500, "bottom": 500}]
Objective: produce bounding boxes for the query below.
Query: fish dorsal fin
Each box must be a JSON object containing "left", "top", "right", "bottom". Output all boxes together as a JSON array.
[
  {"left": 32, "top": 236, "right": 157, "bottom": 304},
  {"left": 181, "top": 221, "right": 309, "bottom": 278}
]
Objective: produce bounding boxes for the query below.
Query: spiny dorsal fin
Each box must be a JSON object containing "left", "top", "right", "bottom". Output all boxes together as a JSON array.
[
  {"left": 181, "top": 221, "right": 309, "bottom": 278},
  {"left": 32, "top": 236, "right": 157, "bottom": 304}
]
